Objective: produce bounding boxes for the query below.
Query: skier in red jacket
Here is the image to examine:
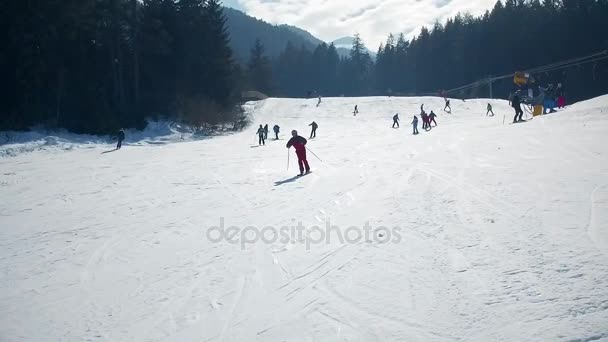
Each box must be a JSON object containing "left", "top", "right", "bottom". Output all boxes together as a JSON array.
[{"left": 286, "top": 130, "right": 310, "bottom": 176}]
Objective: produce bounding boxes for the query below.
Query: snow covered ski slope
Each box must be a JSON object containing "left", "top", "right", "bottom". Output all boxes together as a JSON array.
[{"left": 1, "top": 96, "right": 608, "bottom": 341}]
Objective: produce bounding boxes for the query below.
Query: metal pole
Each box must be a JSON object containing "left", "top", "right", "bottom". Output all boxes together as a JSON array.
[{"left": 306, "top": 147, "right": 323, "bottom": 162}]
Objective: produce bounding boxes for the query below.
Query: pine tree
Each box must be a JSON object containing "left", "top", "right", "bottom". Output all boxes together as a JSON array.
[
  {"left": 247, "top": 39, "right": 273, "bottom": 95},
  {"left": 203, "top": 0, "right": 235, "bottom": 106},
  {"left": 347, "top": 34, "right": 373, "bottom": 95}
]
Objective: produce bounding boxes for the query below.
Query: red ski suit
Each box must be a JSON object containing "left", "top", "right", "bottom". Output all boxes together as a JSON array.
[{"left": 286, "top": 136, "right": 310, "bottom": 173}]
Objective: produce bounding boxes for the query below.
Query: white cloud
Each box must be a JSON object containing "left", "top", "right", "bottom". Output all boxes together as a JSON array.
[{"left": 230, "top": 0, "right": 497, "bottom": 48}]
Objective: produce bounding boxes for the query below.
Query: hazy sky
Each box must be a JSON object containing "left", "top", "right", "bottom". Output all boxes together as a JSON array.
[{"left": 222, "top": 0, "right": 498, "bottom": 48}]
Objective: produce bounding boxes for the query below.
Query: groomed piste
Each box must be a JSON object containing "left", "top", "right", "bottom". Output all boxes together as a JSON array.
[{"left": 1, "top": 95, "right": 608, "bottom": 341}]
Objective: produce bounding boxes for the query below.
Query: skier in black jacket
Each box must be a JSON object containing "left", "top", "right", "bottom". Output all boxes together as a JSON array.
[
  {"left": 273, "top": 124, "right": 280, "bottom": 140},
  {"left": 512, "top": 91, "right": 524, "bottom": 123},
  {"left": 444, "top": 98, "right": 451, "bottom": 112},
  {"left": 429, "top": 111, "right": 438, "bottom": 127},
  {"left": 309, "top": 121, "right": 318, "bottom": 139},
  {"left": 117, "top": 129, "right": 125, "bottom": 150},
  {"left": 257, "top": 125, "right": 266, "bottom": 145}
]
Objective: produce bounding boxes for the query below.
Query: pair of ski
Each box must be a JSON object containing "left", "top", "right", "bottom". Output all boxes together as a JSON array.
[{"left": 297, "top": 171, "right": 312, "bottom": 177}]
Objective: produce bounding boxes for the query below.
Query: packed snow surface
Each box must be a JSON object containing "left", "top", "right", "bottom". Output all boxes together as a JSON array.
[{"left": 1, "top": 96, "right": 608, "bottom": 341}]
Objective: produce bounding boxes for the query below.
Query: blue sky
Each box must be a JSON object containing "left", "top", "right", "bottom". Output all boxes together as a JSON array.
[{"left": 222, "top": 0, "right": 498, "bottom": 48}]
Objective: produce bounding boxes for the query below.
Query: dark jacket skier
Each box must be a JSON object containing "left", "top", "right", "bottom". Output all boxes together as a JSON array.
[
  {"left": 263, "top": 124, "right": 269, "bottom": 140},
  {"left": 286, "top": 130, "right": 310, "bottom": 176},
  {"left": 429, "top": 111, "right": 437, "bottom": 126},
  {"left": 486, "top": 103, "right": 494, "bottom": 116},
  {"left": 117, "top": 129, "right": 125, "bottom": 150},
  {"left": 273, "top": 125, "right": 280, "bottom": 140},
  {"left": 444, "top": 99, "right": 451, "bottom": 112},
  {"left": 392, "top": 114, "right": 400, "bottom": 128},
  {"left": 354, "top": 105, "right": 358, "bottom": 115},
  {"left": 512, "top": 91, "right": 524, "bottom": 123},
  {"left": 257, "top": 125, "right": 266, "bottom": 145},
  {"left": 412, "top": 116, "right": 419, "bottom": 135},
  {"left": 309, "top": 121, "right": 318, "bottom": 138}
]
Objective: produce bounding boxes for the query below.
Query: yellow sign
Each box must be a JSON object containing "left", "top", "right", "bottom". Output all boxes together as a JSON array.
[{"left": 514, "top": 72, "right": 529, "bottom": 86}]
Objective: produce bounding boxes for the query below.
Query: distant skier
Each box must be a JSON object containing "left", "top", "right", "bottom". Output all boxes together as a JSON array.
[
  {"left": 116, "top": 128, "right": 125, "bottom": 150},
  {"left": 512, "top": 91, "right": 524, "bottom": 123},
  {"left": 317, "top": 96, "right": 322, "bottom": 107},
  {"left": 486, "top": 103, "right": 495, "bottom": 116},
  {"left": 556, "top": 83, "right": 566, "bottom": 109},
  {"left": 309, "top": 121, "right": 318, "bottom": 139},
  {"left": 412, "top": 116, "right": 419, "bottom": 135},
  {"left": 263, "top": 124, "right": 269, "bottom": 140},
  {"left": 353, "top": 105, "right": 358, "bottom": 116},
  {"left": 420, "top": 104, "right": 425, "bottom": 114},
  {"left": 392, "top": 113, "right": 400, "bottom": 128},
  {"left": 546, "top": 84, "right": 558, "bottom": 113},
  {"left": 257, "top": 124, "right": 266, "bottom": 145},
  {"left": 421, "top": 112, "right": 431, "bottom": 130},
  {"left": 421, "top": 112, "right": 426, "bottom": 130},
  {"left": 286, "top": 130, "right": 310, "bottom": 176},
  {"left": 273, "top": 124, "right": 280, "bottom": 140},
  {"left": 444, "top": 98, "right": 451, "bottom": 112},
  {"left": 429, "top": 110, "right": 438, "bottom": 127}
]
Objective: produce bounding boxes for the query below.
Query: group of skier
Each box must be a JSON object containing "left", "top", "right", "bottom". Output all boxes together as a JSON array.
[
  {"left": 256, "top": 124, "right": 285, "bottom": 145},
  {"left": 254, "top": 120, "right": 319, "bottom": 176},
  {"left": 420, "top": 105, "right": 438, "bottom": 130},
  {"left": 509, "top": 81, "right": 567, "bottom": 123},
  {"left": 113, "top": 94, "right": 507, "bottom": 152},
  {"left": 257, "top": 121, "right": 318, "bottom": 145},
  {"left": 540, "top": 83, "right": 565, "bottom": 113},
  {"left": 393, "top": 104, "right": 439, "bottom": 135}
]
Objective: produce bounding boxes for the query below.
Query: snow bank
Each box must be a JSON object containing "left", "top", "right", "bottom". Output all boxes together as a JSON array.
[{"left": 0, "top": 120, "right": 211, "bottom": 158}]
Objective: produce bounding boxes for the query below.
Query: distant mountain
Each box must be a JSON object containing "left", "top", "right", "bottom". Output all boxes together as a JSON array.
[
  {"left": 221, "top": 8, "right": 376, "bottom": 63},
  {"left": 331, "top": 37, "right": 376, "bottom": 60},
  {"left": 332, "top": 37, "right": 356, "bottom": 48},
  {"left": 223, "top": 8, "right": 322, "bottom": 62},
  {"left": 279, "top": 25, "right": 325, "bottom": 46}
]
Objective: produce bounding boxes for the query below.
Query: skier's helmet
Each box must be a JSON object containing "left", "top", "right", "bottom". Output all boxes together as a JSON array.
[{"left": 291, "top": 130, "right": 298, "bottom": 136}]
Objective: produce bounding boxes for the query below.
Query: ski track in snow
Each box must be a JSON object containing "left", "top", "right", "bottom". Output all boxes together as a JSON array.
[{"left": 1, "top": 96, "right": 608, "bottom": 341}]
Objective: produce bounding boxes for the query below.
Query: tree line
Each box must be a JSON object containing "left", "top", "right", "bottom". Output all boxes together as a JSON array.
[
  {"left": 1, "top": 0, "right": 240, "bottom": 134},
  {"left": 249, "top": 0, "right": 608, "bottom": 102},
  {"left": 2, "top": 0, "right": 607, "bottom": 134}
]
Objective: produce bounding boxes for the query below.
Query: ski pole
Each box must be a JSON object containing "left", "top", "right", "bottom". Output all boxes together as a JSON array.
[
  {"left": 306, "top": 147, "right": 323, "bottom": 162},
  {"left": 287, "top": 148, "right": 290, "bottom": 171}
]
